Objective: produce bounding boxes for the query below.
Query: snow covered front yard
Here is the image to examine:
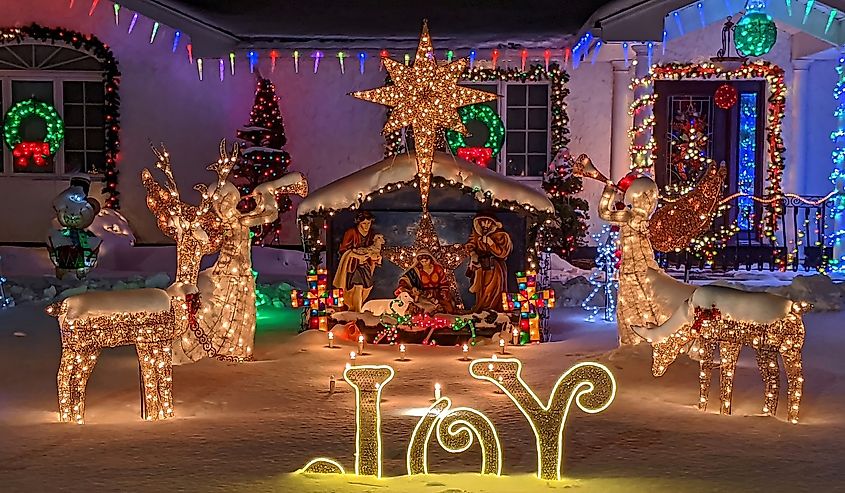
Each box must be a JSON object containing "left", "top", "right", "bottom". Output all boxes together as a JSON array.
[{"left": 1, "top": 301, "right": 844, "bottom": 492}]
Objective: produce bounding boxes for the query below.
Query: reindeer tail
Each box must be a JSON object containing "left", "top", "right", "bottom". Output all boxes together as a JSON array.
[{"left": 45, "top": 300, "right": 64, "bottom": 317}]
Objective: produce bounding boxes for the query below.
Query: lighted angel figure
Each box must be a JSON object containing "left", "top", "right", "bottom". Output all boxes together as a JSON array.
[
  {"left": 575, "top": 155, "right": 725, "bottom": 345},
  {"left": 144, "top": 141, "right": 308, "bottom": 363}
]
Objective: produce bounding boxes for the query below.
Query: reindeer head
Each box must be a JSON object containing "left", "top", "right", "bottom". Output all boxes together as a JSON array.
[{"left": 648, "top": 324, "right": 696, "bottom": 377}]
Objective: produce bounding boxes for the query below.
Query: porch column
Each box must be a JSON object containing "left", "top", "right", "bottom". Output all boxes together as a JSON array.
[
  {"left": 610, "top": 60, "right": 633, "bottom": 181},
  {"left": 787, "top": 59, "right": 811, "bottom": 195},
  {"left": 631, "top": 45, "right": 654, "bottom": 172}
]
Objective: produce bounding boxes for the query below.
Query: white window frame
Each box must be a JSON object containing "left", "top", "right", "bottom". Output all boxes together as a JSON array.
[
  {"left": 0, "top": 69, "right": 103, "bottom": 179},
  {"left": 462, "top": 80, "right": 552, "bottom": 182}
]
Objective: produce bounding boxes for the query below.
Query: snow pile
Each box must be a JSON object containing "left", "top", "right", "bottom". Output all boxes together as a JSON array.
[
  {"left": 553, "top": 276, "right": 593, "bottom": 307},
  {"left": 2, "top": 273, "right": 172, "bottom": 304},
  {"left": 89, "top": 209, "right": 137, "bottom": 271},
  {"left": 298, "top": 152, "right": 554, "bottom": 215},
  {"left": 548, "top": 253, "right": 591, "bottom": 282},
  {"left": 255, "top": 281, "right": 295, "bottom": 308}
]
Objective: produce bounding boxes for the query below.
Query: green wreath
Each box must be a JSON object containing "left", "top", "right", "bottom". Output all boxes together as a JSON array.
[
  {"left": 445, "top": 104, "right": 504, "bottom": 157},
  {"left": 3, "top": 99, "right": 65, "bottom": 154}
]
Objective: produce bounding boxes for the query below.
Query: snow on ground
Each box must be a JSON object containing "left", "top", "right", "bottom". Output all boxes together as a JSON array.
[{"left": 1, "top": 300, "right": 844, "bottom": 492}]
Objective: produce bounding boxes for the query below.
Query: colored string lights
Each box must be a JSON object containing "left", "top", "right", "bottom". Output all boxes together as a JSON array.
[
  {"left": 501, "top": 271, "right": 555, "bottom": 342},
  {"left": 3, "top": 99, "right": 64, "bottom": 161},
  {"left": 830, "top": 54, "right": 845, "bottom": 270},
  {"left": 291, "top": 268, "right": 344, "bottom": 331},
  {"left": 444, "top": 103, "right": 505, "bottom": 167},
  {"left": 0, "top": 24, "right": 121, "bottom": 207}
]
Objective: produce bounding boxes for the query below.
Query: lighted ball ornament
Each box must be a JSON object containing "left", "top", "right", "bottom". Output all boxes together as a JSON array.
[
  {"left": 734, "top": 1, "right": 777, "bottom": 57},
  {"left": 445, "top": 103, "right": 505, "bottom": 167},
  {"left": 714, "top": 83, "right": 739, "bottom": 110},
  {"left": 3, "top": 99, "right": 65, "bottom": 168}
]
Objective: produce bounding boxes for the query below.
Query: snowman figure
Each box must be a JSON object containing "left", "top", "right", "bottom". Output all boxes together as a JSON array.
[{"left": 46, "top": 176, "right": 103, "bottom": 279}]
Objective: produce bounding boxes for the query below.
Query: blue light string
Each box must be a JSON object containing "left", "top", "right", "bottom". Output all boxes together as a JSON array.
[
  {"left": 582, "top": 225, "right": 619, "bottom": 322},
  {"left": 738, "top": 92, "right": 758, "bottom": 230}
]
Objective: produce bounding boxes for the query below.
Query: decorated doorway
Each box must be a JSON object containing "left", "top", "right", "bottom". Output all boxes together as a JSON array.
[{"left": 653, "top": 79, "right": 766, "bottom": 239}]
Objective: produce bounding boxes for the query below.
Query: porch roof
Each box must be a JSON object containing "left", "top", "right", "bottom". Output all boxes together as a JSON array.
[
  {"left": 117, "top": 0, "right": 614, "bottom": 56},
  {"left": 576, "top": 0, "right": 845, "bottom": 49}
]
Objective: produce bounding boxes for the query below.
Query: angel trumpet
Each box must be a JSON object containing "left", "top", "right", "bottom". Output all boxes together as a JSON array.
[{"left": 573, "top": 154, "right": 616, "bottom": 188}]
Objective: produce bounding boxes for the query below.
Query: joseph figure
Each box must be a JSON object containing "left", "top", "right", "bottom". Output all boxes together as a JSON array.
[
  {"left": 334, "top": 211, "right": 380, "bottom": 311},
  {"left": 466, "top": 213, "right": 512, "bottom": 312}
]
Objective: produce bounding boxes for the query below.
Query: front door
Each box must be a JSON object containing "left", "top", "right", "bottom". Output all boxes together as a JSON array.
[{"left": 653, "top": 80, "right": 766, "bottom": 243}]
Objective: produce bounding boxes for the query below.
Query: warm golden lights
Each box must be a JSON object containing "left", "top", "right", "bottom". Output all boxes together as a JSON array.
[
  {"left": 351, "top": 21, "right": 498, "bottom": 209},
  {"left": 648, "top": 300, "right": 809, "bottom": 424},
  {"left": 469, "top": 358, "right": 616, "bottom": 480}
]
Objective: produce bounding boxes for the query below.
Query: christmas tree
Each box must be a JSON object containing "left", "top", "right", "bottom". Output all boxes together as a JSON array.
[
  {"left": 581, "top": 225, "right": 619, "bottom": 322},
  {"left": 541, "top": 149, "right": 589, "bottom": 256},
  {"left": 233, "top": 77, "right": 293, "bottom": 245}
]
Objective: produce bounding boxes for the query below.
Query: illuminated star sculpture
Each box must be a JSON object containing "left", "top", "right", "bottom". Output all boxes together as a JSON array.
[
  {"left": 351, "top": 21, "right": 498, "bottom": 209},
  {"left": 382, "top": 213, "right": 468, "bottom": 310}
]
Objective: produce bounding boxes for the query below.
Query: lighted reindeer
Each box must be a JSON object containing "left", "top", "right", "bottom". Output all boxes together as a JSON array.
[
  {"left": 46, "top": 143, "right": 239, "bottom": 424},
  {"left": 636, "top": 279, "right": 810, "bottom": 423}
]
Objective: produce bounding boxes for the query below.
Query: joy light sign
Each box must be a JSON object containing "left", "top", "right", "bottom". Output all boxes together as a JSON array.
[{"left": 299, "top": 358, "right": 616, "bottom": 480}]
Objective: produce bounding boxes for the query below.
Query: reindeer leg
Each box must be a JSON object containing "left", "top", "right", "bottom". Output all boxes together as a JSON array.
[
  {"left": 698, "top": 342, "right": 716, "bottom": 412},
  {"left": 136, "top": 343, "right": 175, "bottom": 420},
  {"left": 755, "top": 349, "right": 780, "bottom": 417},
  {"left": 58, "top": 346, "right": 101, "bottom": 424},
  {"left": 781, "top": 348, "right": 804, "bottom": 424},
  {"left": 719, "top": 342, "right": 741, "bottom": 416}
]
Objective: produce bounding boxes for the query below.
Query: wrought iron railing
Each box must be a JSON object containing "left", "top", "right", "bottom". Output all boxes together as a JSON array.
[{"left": 656, "top": 194, "right": 833, "bottom": 276}]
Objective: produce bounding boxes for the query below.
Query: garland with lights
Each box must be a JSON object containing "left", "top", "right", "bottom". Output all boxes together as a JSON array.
[
  {"left": 629, "top": 61, "right": 786, "bottom": 240},
  {"left": 233, "top": 77, "right": 294, "bottom": 245},
  {"left": 828, "top": 54, "right": 845, "bottom": 271},
  {"left": 444, "top": 104, "right": 505, "bottom": 166},
  {"left": 299, "top": 171, "right": 556, "bottom": 281},
  {"left": 0, "top": 24, "right": 121, "bottom": 208},
  {"left": 385, "top": 63, "right": 570, "bottom": 159}
]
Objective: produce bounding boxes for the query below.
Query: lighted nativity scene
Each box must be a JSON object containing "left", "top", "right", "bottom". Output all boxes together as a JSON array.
[{"left": 298, "top": 152, "right": 556, "bottom": 345}]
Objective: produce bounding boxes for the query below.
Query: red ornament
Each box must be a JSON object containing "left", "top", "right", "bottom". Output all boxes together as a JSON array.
[
  {"left": 457, "top": 146, "right": 493, "bottom": 167},
  {"left": 13, "top": 141, "right": 51, "bottom": 167},
  {"left": 714, "top": 83, "right": 738, "bottom": 110}
]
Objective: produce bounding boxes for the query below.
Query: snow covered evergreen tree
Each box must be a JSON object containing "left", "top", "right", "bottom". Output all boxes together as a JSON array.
[
  {"left": 233, "top": 77, "right": 293, "bottom": 245},
  {"left": 541, "top": 149, "right": 589, "bottom": 257}
]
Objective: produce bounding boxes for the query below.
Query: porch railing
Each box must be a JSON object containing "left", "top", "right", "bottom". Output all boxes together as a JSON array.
[{"left": 656, "top": 194, "right": 833, "bottom": 275}]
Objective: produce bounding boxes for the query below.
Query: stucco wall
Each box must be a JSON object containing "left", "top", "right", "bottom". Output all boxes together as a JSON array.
[
  {"left": 805, "top": 57, "right": 838, "bottom": 196},
  {"left": 2, "top": 2, "right": 839, "bottom": 247},
  {"left": 2, "top": 0, "right": 386, "bottom": 245}
]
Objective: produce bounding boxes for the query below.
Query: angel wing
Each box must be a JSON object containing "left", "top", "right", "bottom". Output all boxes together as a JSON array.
[{"left": 648, "top": 162, "right": 727, "bottom": 253}]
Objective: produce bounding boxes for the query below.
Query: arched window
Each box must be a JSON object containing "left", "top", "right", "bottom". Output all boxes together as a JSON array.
[{"left": 0, "top": 25, "right": 120, "bottom": 208}]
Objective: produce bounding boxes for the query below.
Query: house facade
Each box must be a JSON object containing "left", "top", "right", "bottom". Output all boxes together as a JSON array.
[{"left": 1, "top": 0, "right": 842, "bottom": 254}]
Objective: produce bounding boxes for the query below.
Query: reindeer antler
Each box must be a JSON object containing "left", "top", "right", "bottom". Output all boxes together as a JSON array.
[
  {"left": 150, "top": 143, "right": 180, "bottom": 200},
  {"left": 207, "top": 139, "right": 238, "bottom": 192}
]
